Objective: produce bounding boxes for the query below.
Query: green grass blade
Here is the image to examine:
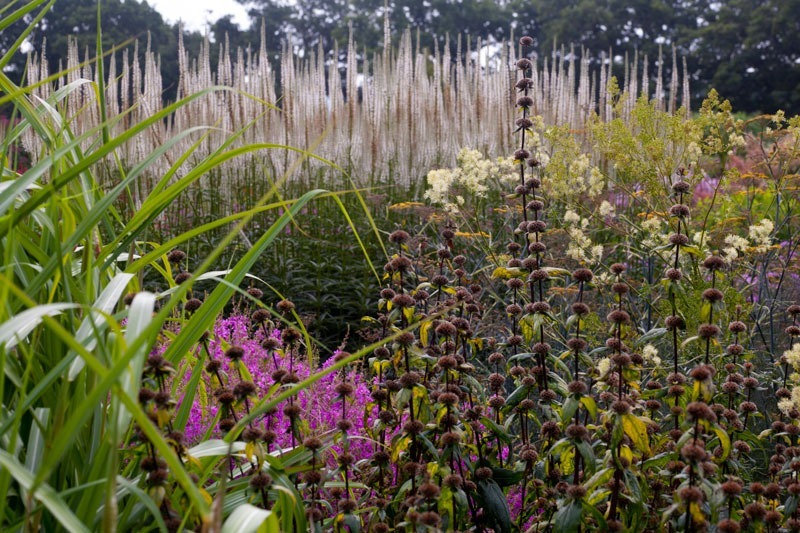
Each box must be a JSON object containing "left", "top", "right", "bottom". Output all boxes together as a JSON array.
[
  {"left": 21, "top": 125, "right": 210, "bottom": 298},
  {"left": 0, "top": 303, "right": 80, "bottom": 349},
  {"left": 221, "top": 504, "right": 279, "bottom": 533},
  {"left": 329, "top": 193, "right": 381, "bottom": 283},
  {"left": 174, "top": 353, "right": 207, "bottom": 432},
  {"left": 67, "top": 273, "right": 134, "bottom": 380},
  {"left": 0, "top": 449, "right": 90, "bottom": 533},
  {"left": 116, "top": 292, "right": 155, "bottom": 434}
]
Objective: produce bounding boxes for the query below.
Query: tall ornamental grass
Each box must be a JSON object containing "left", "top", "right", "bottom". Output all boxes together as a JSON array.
[{"left": 14, "top": 19, "right": 690, "bottom": 196}]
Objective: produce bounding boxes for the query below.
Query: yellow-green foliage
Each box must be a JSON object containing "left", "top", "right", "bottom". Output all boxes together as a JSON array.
[
  {"left": 697, "top": 89, "right": 746, "bottom": 164},
  {"left": 542, "top": 124, "right": 605, "bottom": 201},
  {"left": 590, "top": 91, "right": 702, "bottom": 206}
]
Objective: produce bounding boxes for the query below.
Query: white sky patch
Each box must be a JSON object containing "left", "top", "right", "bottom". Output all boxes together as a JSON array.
[{"left": 140, "top": 0, "right": 251, "bottom": 33}]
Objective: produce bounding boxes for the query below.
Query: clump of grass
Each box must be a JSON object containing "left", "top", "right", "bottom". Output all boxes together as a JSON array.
[{"left": 16, "top": 20, "right": 691, "bottom": 197}]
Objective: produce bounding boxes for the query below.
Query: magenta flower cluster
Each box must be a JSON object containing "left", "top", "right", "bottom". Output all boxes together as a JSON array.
[{"left": 177, "top": 314, "right": 376, "bottom": 461}]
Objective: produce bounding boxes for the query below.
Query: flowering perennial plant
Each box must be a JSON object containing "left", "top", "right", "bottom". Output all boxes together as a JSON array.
[{"left": 178, "top": 314, "right": 373, "bottom": 460}]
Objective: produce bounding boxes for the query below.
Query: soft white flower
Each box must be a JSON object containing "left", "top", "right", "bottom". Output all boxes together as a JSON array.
[
  {"left": 587, "top": 167, "right": 605, "bottom": 197},
  {"left": 729, "top": 133, "right": 746, "bottom": 150},
  {"left": 722, "top": 233, "right": 751, "bottom": 263},
  {"left": 792, "top": 385, "right": 800, "bottom": 406},
  {"left": 685, "top": 142, "right": 702, "bottom": 166},
  {"left": 597, "top": 357, "right": 611, "bottom": 377},
  {"left": 564, "top": 209, "right": 581, "bottom": 225},
  {"left": 748, "top": 218, "right": 773, "bottom": 252},
  {"left": 725, "top": 234, "right": 750, "bottom": 250},
  {"left": 456, "top": 148, "right": 490, "bottom": 198},
  {"left": 595, "top": 272, "right": 612, "bottom": 285},
  {"left": 641, "top": 217, "right": 662, "bottom": 233},
  {"left": 425, "top": 168, "right": 456, "bottom": 205},
  {"left": 524, "top": 131, "right": 542, "bottom": 150},
  {"left": 443, "top": 202, "right": 460, "bottom": 214},
  {"left": 598, "top": 200, "right": 615, "bottom": 218},
  {"left": 569, "top": 154, "right": 590, "bottom": 177},
  {"left": 642, "top": 344, "right": 659, "bottom": 364},
  {"left": 536, "top": 151, "right": 550, "bottom": 168},
  {"left": 566, "top": 227, "right": 590, "bottom": 262},
  {"left": 722, "top": 247, "right": 738, "bottom": 264},
  {"left": 779, "top": 398, "right": 795, "bottom": 417},
  {"left": 785, "top": 344, "right": 800, "bottom": 370},
  {"left": 496, "top": 157, "right": 519, "bottom": 186}
]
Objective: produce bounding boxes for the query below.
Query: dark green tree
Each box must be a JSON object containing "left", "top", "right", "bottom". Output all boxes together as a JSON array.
[
  {"left": 686, "top": 0, "right": 800, "bottom": 113},
  {"left": 240, "top": 0, "right": 513, "bottom": 62},
  {"left": 0, "top": 0, "right": 212, "bottom": 101},
  {"left": 2, "top": 0, "right": 171, "bottom": 74}
]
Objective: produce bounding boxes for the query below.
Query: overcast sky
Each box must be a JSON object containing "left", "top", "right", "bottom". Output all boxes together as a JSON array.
[{"left": 144, "top": 0, "right": 251, "bottom": 33}]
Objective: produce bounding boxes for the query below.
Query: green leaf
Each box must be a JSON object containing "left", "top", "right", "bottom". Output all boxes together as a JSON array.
[
  {"left": 543, "top": 267, "right": 571, "bottom": 277},
  {"left": 553, "top": 500, "right": 582, "bottom": 532},
  {"left": 581, "top": 500, "right": 608, "bottom": 530},
  {"left": 620, "top": 413, "right": 650, "bottom": 454},
  {"left": 504, "top": 384, "right": 531, "bottom": 411},
  {"left": 583, "top": 467, "right": 614, "bottom": 492},
  {"left": 580, "top": 396, "right": 598, "bottom": 420},
  {"left": 635, "top": 327, "right": 667, "bottom": 346},
  {"left": 114, "top": 292, "right": 155, "bottom": 434},
  {"left": 700, "top": 301, "right": 712, "bottom": 323},
  {"left": 785, "top": 495, "right": 799, "bottom": 517},
  {"left": 67, "top": 272, "right": 135, "bottom": 379},
  {"left": 623, "top": 468, "right": 643, "bottom": 502},
  {"left": 575, "top": 440, "right": 596, "bottom": 475},
  {"left": 491, "top": 467, "right": 524, "bottom": 487},
  {"left": 189, "top": 440, "right": 247, "bottom": 458},
  {"left": 480, "top": 416, "right": 512, "bottom": 445},
  {"left": 222, "top": 504, "right": 279, "bottom": 533},
  {"left": 561, "top": 396, "right": 580, "bottom": 423},
  {"left": 491, "top": 266, "right": 525, "bottom": 279},
  {"left": 23, "top": 408, "right": 50, "bottom": 474},
  {"left": 0, "top": 303, "right": 80, "bottom": 348},
  {"left": 477, "top": 479, "right": 512, "bottom": 533},
  {"left": 712, "top": 425, "right": 731, "bottom": 462},
  {"left": 340, "top": 513, "right": 361, "bottom": 533},
  {"left": 0, "top": 450, "right": 90, "bottom": 533},
  {"left": 175, "top": 353, "right": 209, "bottom": 431}
]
